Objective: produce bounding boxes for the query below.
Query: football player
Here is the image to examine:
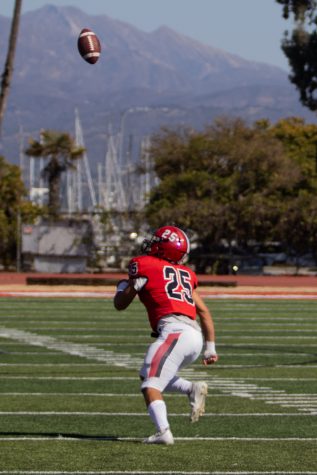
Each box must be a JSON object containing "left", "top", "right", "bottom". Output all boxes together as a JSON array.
[{"left": 114, "top": 225, "right": 218, "bottom": 445}]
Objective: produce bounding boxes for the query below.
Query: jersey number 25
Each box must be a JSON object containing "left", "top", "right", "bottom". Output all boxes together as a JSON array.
[{"left": 163, "top": 266, "right": 194, "bottom": 305}]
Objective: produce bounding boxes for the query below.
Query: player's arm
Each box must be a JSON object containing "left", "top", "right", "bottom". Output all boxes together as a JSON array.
[
  {"left": 113, "top": 279, "right": 137, "bottom": 310},
  {"left": 193, "top": 289, "right": 218, "bottom": 365}
]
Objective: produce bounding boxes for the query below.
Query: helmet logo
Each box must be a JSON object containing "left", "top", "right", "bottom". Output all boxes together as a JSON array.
[
  {"left": 144, "top": 225, "right": 190, "bottom": 264},
  {"left": 161, "top": 229, "right": 179, "bottom": 243}
]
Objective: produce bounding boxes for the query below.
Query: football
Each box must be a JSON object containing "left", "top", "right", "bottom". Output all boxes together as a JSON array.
[{"left": 77, "top": 28, "right": 101, "bottom": 64}]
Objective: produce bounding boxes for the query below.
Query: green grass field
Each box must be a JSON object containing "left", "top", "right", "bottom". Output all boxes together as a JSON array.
[{"left": 0, "top": 296, "right": 316, "bottom": 474}]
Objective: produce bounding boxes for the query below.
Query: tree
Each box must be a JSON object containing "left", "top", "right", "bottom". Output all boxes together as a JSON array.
[
  {"left": 0, "top": 0, "right": 23, "bottom": 137},
  {"left": 269, "top": 117, "right": 317, "bottom": 260},
  {"left": 280, "top": 191, "right": 317, "bottom": 263},
  {"left": 270, "top": 116, "right": 317, "bottom": 177},
  {"left": 144, "top": 118, "right": 316, "bottom": 271},
  {"left": 25, "top": 130, "right": 85, "bottom": 219},
  {"left": 276, "top": 0, "right": 317, "bottom": 110},
  {"left": 277, "top": 0, "right": 316, "bottom": 19},
  {"left": 0, "top": 155, "right": 41, "bottom": 268},
  {"left": 146, "top": 119, "right": 299, "bottom": 241}
]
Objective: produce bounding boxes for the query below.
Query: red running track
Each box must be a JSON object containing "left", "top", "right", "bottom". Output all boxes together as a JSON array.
[{"left": 0, "top": 272, "right": 315, "bottom": 287}]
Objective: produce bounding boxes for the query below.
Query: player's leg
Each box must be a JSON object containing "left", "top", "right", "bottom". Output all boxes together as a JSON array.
[
  {"left": 164, "top": 375, "right": 208, "bottom": 422},
  {"left": 164, "top": 375, "right": 192, "bottom": 394},
  {"left": 163, "top": 335, "right": 208, "bottom": 422},
  {"left": 140, "top": 323, "right": 203, "bottom": 443},
  {"left": 142, "top": 396, "right": 174, "bottom": 444},
  {"left": 140, "top": 334, "right": 176, "bottom": 444}
]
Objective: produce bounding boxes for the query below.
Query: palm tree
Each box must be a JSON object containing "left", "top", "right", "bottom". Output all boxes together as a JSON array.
[
  {"left": 0, "top": 0, "right": 23, "bottom": 137},
  {"left": 25, "top": 130, "right": 85, "bottom": 219}
]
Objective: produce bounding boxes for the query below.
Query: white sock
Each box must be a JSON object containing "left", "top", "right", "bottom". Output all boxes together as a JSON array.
[
  {"left": 165, "top": 376, "right": 192, "bottom": 395},
  {"left": 148, "top": 400, "right": 169, "bottom": 432}
]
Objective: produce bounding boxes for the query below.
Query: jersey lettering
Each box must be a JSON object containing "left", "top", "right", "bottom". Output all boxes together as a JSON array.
[
  {"left": 128, "top": 255, "right": 197, "bottom": 329},
  {"left": 129, "top": 261, "right": 138, "bottom": 276},
  {"left": 163, "top": 266, "right": 194, "bottom": 305}
]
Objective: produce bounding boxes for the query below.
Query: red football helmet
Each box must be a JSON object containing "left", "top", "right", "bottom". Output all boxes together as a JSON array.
[{"left": 142, "top": 226, "right": 190, "bottom": 264}]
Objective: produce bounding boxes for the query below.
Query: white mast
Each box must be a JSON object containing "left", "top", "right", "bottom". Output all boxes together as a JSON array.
[
  {"left": 74, "top": 108, "right": 97, "bottom": 210},
  {"left": 104, "top": 131, "right": 127, "bottom": 211}
]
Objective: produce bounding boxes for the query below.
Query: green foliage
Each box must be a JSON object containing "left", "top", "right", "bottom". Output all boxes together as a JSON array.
[
  {"left": 270, "top": 117, "right": 317, "bottom": 178},
  {"left": 0, "top": 155, "right": 41, "bottom": 268},
  {"left": 269, "top": 118, "right": 317, "bottom": 257},
  {"left": 276, "top": 0, "right": 317, "bottom": 110},
  {"left": 145, "top": 117, "right": 317, "bottom": 264},
  {"left": 276, "top": 0, "right": 316, "bottom": 20},
  {"left": 25, "top": 130, "right": 85, "bottom": 219}
]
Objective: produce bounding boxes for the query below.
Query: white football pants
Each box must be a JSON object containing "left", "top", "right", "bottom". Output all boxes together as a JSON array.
[{"left": 140, "top": 320, "right": 203, "bottom": 392}]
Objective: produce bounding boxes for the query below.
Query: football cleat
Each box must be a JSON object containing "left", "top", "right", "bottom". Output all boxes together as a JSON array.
[
  {"left": 143, "top": 427, "right": 174, "bottom": 445},
  {"left": 189, "top": 381, "right": 208, "bottom": 422}
]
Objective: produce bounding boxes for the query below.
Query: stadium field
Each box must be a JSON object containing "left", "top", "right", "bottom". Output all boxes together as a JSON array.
[{"left": 0, "top": 296, "right": 316, "bottom": 474}]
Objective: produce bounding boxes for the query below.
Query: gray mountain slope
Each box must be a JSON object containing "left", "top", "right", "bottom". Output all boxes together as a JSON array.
[{"left": 0, "top": 4, "right": 314, "bottom": 170}]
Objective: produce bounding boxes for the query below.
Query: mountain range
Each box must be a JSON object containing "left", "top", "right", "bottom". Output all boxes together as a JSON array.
[{"left": 0, "top": 4, "right": 316, "bottom": 176}]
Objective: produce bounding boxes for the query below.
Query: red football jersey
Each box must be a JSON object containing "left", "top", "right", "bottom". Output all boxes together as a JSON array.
[{"left": 128, "top": 255, "right": 198, "bottom": 330}]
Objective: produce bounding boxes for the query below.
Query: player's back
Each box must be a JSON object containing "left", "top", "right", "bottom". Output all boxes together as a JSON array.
[{"left": 129, "top": 255, "right": 197, "bottom": 330}]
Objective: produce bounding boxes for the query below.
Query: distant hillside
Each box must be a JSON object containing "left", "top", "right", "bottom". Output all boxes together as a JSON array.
[{"left": 0, "top": 4, "right": 315, "bottom": 172}]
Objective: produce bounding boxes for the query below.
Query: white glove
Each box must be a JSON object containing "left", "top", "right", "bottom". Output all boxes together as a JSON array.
[
  {"left": 132, "top": 276, "right": 148, "bottom": 292},
  {"left": 203, "top": 341, "right": 218, "bottom": 365}
]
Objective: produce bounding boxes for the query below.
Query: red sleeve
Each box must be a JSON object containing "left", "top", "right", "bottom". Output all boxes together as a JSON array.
[{"left": 128, "top": 256, "right": 143, "bottom": 278}]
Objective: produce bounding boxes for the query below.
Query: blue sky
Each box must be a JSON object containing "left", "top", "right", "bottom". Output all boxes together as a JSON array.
[{"left": 2, "top": 0, "right": 293, "bottom": 70}]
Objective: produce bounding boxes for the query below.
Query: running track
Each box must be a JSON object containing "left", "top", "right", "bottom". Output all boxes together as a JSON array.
[{"left": 0, "top": 273, "right": 315, "bottom": 299}]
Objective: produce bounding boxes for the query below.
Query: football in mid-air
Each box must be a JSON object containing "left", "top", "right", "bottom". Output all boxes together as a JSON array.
[{"left": 77, "top": 28, "right": 101, "bottom": 64}]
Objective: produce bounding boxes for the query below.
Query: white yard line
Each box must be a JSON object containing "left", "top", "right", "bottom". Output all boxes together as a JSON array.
[
  {"left": 0, "top": 376, "right": 139, "bottom": 380},
  {"left": 0, "top": 327, "right": 143, "bottom": 369},
  {"left": 0, "top": 392, "right": 144, "bottom": 397},
  {"left": 0, "top": 392, "right": 317, "bottom": 402},
  {"left": 0, "top": 392, "right": 291, "bottom": 398},
  {"left": 1, "top": 290, "right": 317, "bottom": 299},
  {"left": 2, "top": 324, "right": 317, "bottom": 329},
  {"left": 0, "top": 411, "right": 313, "bottom": 416},
  {"left": 0, "top": 437, "right": 316, "bottom": 442},
  {"left": 1, "top": 350, "right": 315, "bottom": 357},
  {"left": 3, "top": 341, "right": 317, "bottom": 347},
  {"left": 204, "top": 294, "right": 317, "bottom": 300},
  {"left": 0, "top": 376, "right": 316, "bottom": 381},
  {"left": 1, "top": 363, "right": 317, "bottom": 369},
  {"left": 1, "top": 327, "right": 317, "bottom": 415},
  {"left": 220, "top": 336, "right": 317, "bottom": 339}
]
